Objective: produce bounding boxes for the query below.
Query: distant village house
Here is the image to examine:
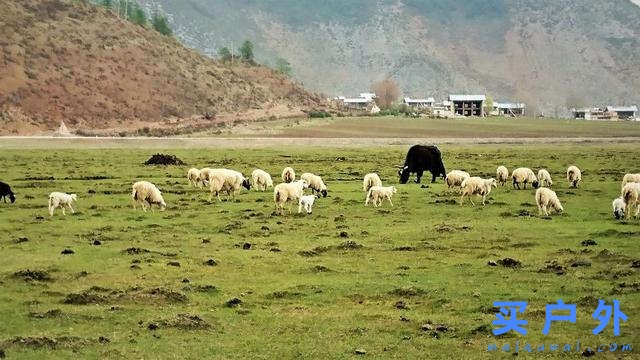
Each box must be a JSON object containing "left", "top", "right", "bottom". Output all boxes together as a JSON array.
[
  {"left": 403, "top": 97, "right": 435, "bottom": 109},
  {"left": 492, "top": 102, "right": 526, "bottom": 117},
  {"left": 449, "top": 95, "right": 486, "bottom": 117}
]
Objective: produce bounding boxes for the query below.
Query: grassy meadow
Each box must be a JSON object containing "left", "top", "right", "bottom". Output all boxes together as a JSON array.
[
  {"left": 210, "top": 116, "right": 640, "bottom": 139},
  {"left": 0, "top": 144, "right": 639, "bottom": 359}
]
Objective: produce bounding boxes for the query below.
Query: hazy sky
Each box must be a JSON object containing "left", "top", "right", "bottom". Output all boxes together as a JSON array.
[{"left": 631, "top": 0, "right": 640, "bottom": 6}]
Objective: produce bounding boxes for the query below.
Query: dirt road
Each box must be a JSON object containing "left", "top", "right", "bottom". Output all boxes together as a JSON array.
[{"left": 0, "top": 136, "right": 639, "bottom": 149}]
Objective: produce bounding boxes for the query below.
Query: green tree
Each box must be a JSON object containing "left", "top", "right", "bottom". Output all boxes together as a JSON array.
[
  {"left": 484, "top": 95, "right": 494, "bottom": 116},
  {"left": 239, "top": 40, "right": 254, "bottom": 64},
  {"left": 130, "top": 2, "right": 147, "bottom": 26},
  {"left": 218, "top": 47, "right": 233, "bottom": 63},
  {"left": 151, "top": 11, "right": 172, "bottom": 36},
  {"left": 275, "top": 58, "right": 292, "bottom": 76},
  {"left": 101, "top": 0, "right": 112, "bottom": 9}
]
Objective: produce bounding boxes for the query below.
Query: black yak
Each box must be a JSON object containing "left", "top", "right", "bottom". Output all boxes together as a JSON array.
[
  {"left": 398, "top": 145, "right": 446, "bottom": 184},
  {"left": 0, "top": 181, "right": 16, "bottom": 203}
]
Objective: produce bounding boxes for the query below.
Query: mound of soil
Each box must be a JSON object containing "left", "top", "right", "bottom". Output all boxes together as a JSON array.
[
  {"left": 144, "top": 154, "right": 185, "bottom": 166},
  {"left": 13, "top": 269, "right": 52, "bottom": 282}
]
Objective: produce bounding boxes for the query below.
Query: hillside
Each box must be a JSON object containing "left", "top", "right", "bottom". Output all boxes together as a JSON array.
[
  {"left": 143, "top": 0, "right": 640, "bottom": 115},
  {"left": 0, "top": 0, "right": 326, "bottom": 135}
]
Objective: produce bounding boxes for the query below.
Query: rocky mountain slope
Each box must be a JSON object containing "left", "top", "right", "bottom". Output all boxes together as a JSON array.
[
  {"left": 143, "top": 0, "right": 640, "bottom": 115},
  {"left": 0, "top": 0, "right": 325, "bottom": 135}
]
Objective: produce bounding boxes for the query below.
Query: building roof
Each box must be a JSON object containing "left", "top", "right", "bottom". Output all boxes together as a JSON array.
[
  {"left": 449, "top": 95, "right": 486, "bottom": 101},
  {"left": 606, "top": 106, "right": 638, "bottom": 112},
  {"left": 403, "top": 97, "right": 435, "bottom": 104},
  {"left": 343, "top": 98, "right": 373, "bottom": 104},
  {"left": 494, "top": 102, "right": 526, "bottom": 109}
]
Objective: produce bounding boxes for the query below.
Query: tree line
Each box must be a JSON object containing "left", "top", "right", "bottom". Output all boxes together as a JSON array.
[
  {"left": 217, "top": 41, "right": 292, "bottom": 77},
  {"left": 96, "top": 0, "right": 172, "bottom": 36}
]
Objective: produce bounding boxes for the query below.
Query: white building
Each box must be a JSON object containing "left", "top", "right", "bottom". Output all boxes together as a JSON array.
[{"left": 403, "top": 97, "right": 435, "bottom": 109}]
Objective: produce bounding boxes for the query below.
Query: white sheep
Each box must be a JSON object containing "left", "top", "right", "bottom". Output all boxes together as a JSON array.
[
  {"left": 567, "top": 166, "right": 582, "bottom": 188},
  {"left": 511, "top": 168, "right": 539, "bottom": 189},
  {"left": 621, "top": 173, "right": 640, "bottom": 188},
  {"left": 445, "top": 170, "right": 470, "bottom": 189},
  {"left": 187, "top": 168, "right": 203, "bottom": 188},
  {"left": 365, "top": 186, "right": 397, "bottom": 207},
  {"left": 537, "top": 169, "right": 553, "bottom": 187},
  {"left": 535, "top": 187, "right": 563, "bottom": 216},
  {"left": 48, "top": 192, "right": 78, "bottom": 216},
  {"left": 612, "top": 197, "right": 626, "bottom": 220},
  {"left": 206, "top": 169, "right": 251, "bottom": 201},
  {"left": 496, "top": 166, "right": 509, "bottom": 186},
  {"left": 298, "top": 195, "right": 317, "bottom": 214},
  {"left": 251, "top": 169, "right": 273, "bottom": 191},
  {"left": 131, "top": 181, "right": 166, "bottom": 212},
  {"left": 460, "top": 177, "right": 497, "bottom": 206},
  {"left": 274, "top": 180, "right": 308, "bottom": 214},
  {"left": 300, "top": 172, "right": 328, "bottom": 197},
  {"left": 282, "top": 167, "right": 295, "bottom": 183},
  {"left": 363, "top": 173, "right": 382, "bottom": 192},
  {"left": 621, "top": 182, "right": 640, "bottom": 219},
  {"left": 198, "top": 167, "right": 213, "bottom": 187}
]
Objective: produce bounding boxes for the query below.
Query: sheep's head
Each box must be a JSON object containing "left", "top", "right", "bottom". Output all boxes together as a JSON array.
[
  {"left": 71, "top": 194, "right": 78, "bottom": 202},
  {"left": 555, "top": 202, "right": 564, "bottom": 213},
  {"left": 160, "top": 201, "right": 167, "bottom": 211},
  {"left": 614, "top": 209, "right": 624, "bottom": 220},
  {"left": 398, "top": 166, "right": 410, "bottom": 184},
  {"left": 321, "top": 189, "right": 328, "bottom": 198},
  {"left": 532, "top": 180, "right": 539, "bottom": 189},
  {"left": 489, "top": 179, "right": 497, "bottom": 188},
  {"left": 242, "top": 179, "right": 251, "bottom": 190},
  {"left": 391, "top": 186, "right": 398, "bottom": 194},
  {"left": 9, "top": 193, "right": 15, "bottom": 203}
]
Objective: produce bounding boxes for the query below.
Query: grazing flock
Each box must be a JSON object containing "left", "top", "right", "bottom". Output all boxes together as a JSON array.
[{"left": 0, "top": 145, "right": 639, "bottom": 221}]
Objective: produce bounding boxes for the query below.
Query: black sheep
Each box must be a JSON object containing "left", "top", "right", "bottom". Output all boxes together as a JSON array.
[
  {"left": 398, "top": 145, "right": 446, "bottom": 184},
  {"left": 0, "top": 181, "right": 16, "bottom": 203}
]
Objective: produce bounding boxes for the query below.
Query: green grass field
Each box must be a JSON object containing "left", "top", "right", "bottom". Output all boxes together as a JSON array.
[
  {"left": 0, "top": 144, "right": 639, "bottom": 359},
  {"left": 218, "top": 116, "right": 640, "bottom": 139}
]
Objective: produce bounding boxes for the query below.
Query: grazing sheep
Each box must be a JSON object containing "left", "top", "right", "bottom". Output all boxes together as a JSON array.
[
  {"left": 300, "top": 172, "right": 328, "bottom": 197},
  {"left": 365, "top": 186, "right": 397, "bottom": 207},
  {"left": 0, "top": 181, "right": 16, "bottom": 203},
  {"left": 48, "top": 192, "right": 78, "bottom": 216},
  {"left": 612, "top": 197, "right": 626, "bottom": 220},
  {"left": 445, "top": 170, "right": 470, "bottom": 189},
  {"left": 460, "top": 177, "right": 497, "bottom": 206},
  {"left": 203, "top": 169, "right": 251, "bottom": 201},
  {"left": 282, "top": 167, "right": 295, "bottom": 183},
  {"left": 298, "top": 195, "right": 317, "bottom": 214},
  {"left": 622, "top": 182, "right": 640, "bottom": 219},
  {"left": 537, "top": 169, "right": 553, "bottom": 187},
  {"left": 512, "top": 168, "right": 539, "bottom": 189},
  {"left": 131, "top": 181, "right": 166, "bottom": 212},
  {"left": 274, "top": 180, "right": 308, "bottom": 214},
  {"left": 567, "top": 166, "right": 582, "bottom": 188},
  {"left": 187, "top": 168, "right": 203, "bottom": 188},
  {"left": 496, "top": 166, "right": 509, "bottom": 186},
  {"left": 198, "top": 167, "right": 213, "bottom": 187},
  {"left": 363, "top": 173, "right": 382, "bottom": 192},
  {"left": 622, "top": 173, "right": 640, "bottom": 188},
  {"left": 535, "top": 187, "right": 563, "bottom": 216},
  {"left": 251, "top": 169, "right": 273, "bottom": 191}
]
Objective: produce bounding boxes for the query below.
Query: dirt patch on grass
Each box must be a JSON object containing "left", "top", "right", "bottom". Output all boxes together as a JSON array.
[
  {"left": 63, "top": 287, "right": 188, "bottom": 305},
  {"left": 388, "top": 286, "right": 428, "bottom": 297},
  {"left": 144, "top": 154, "right": 185, "bottom": 166},
  {"left": 0, "top": 336, "right": 97, "bottom": 350},
  {"left": 152, "top": 314, "right": 211, "bottom": 330},
  {"left": 434, "top": 223, "right": 471, "bottom": 233},
  {"left": 12, "top": 269, "right": 53, "bottom": 282}
]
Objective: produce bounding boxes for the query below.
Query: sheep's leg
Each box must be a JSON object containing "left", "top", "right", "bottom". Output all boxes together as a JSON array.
[
  {"left": 49, "top": 206, "right": 54, "bottom": 217},
  {"left": 469, "top": 197, "right": 476, "bottom": 206},
  {"left": 415, "top": 170, "right": 423, "bottom": 183},
  {"left": 482, "top": 195, "right": 486, "bottom": 206},
  {"left": 298, "top": 201, "right": 303, "bottom": 214},
  {"left": 460, "top": 195, "right": 465, "bottom": 206},
  {"left": 388, "top": 196, "right": 393, "bottom": 207},
  {"left": 62, "top": 207, "right": 66, "bottom": 216},
  {"left": 68, "top": 204, "right": 75, "bottom": 214}
]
